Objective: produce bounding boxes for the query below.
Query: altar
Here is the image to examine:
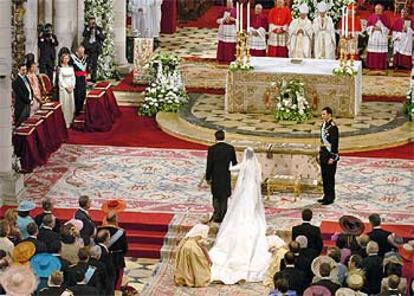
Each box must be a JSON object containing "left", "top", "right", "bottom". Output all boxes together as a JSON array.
[{"left": 225, "top": 57, "right": 362, "bottom": 118}]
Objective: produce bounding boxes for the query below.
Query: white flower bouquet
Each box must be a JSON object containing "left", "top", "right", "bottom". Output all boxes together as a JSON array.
[
  {"left": 229, "top": 61, "right": 254, "bottom": 72},
  {"left": 332, "top": 62, "right": 358, "bottom": 77}
]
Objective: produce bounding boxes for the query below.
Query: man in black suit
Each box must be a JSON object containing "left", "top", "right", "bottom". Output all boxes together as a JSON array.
[
  {"left": 34, "top": 197, "right": 61, "bottom": 232},
  {"left": 82, "top": 17, "right": 105, "bottom": 83},
  {"left": 88, "top": 246, "right": 108, "bottom": 295},
  {"left": 296, "top": 235, "right": 319, "bottom": 286},
  {"left": 74, "top": 195, "right": 96, "bottom": 246},
  {"left": 39, "top": 271, "right": 70, "bottom": 296},
  {"left": 68, "top": 269, "right": 99, "bottom": 296},
  {"left": 311, "top": 263, "right": 341, "bottom": 294},
  {"left": 368, "top": 213, "right": 392, "bottom": 257},
  {"left": 362, "top": 241, "right": 383, "bottom": 295},
  {"left": 38, "top": 214, "right": 61, "bottom": 252},
  {"left": 95, "top": 229, "right": 116, "bottom": 295},
  {"left": 12, "top": 63, "right": 33, "bottom": 126},
  {"left": 206, "top": 130, "right": 237, "bottom": 223},
  {"left": 317, "top": 106, "right": 340, "bottom": 205},
  {"left": 273, "top": 251, "right": 306, "bottom": 295},
  {"left": 292, "top": 208, "right": 323, "bottom": 255},
  {"left": 23, "top": 222, "right": 47, "bottom": 254},
  {"left": 381, "top": 275, "right": 404, "bottom": 296},
  {"left": 38, "top": 23, "right": 59, "bottom": 82}
]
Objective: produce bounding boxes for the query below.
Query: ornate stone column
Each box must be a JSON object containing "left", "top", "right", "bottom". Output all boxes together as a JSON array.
[
  {"left": 24, "top": 0, "right": 38, "bottom": 59},
  {"left": 54, "top": 0, "right": 77, "bottom": 50},
  {"left": 0, "top": 0, "right": 25, "bottom": 205},
  {"left": 113, "top": 0, "right": 128, "bottom": 66},
  {"left": 77, "top": 0, "right": 85, "bottom": 47},
  {"left": 44, "top": 0, "right": 53, "bottom": 24}
]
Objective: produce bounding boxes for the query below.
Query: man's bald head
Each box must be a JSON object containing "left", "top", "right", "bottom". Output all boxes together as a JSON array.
[
  {"left": 255, "top": 4, "right": 263, "bottom": 14},
  {"left": 276, "top": 0, "right": 285, "bottom": 7},
  {"left": 375, "top": 4, "right": 383, "bottom": 15}
]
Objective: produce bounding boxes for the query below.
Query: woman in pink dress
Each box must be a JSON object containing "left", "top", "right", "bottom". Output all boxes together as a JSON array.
[{"left": 26, "top": 61, "right": 43, "bottom": 115}]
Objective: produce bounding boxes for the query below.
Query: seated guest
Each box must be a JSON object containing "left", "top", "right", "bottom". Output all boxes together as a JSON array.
[
  {"left": 0, "top": 220, "right": 14, "bottom": 255},
  {"left": 368, "top": 213, "right": 392, "bottom": 257},
  {"left": 74, "top": 195, "right": 96, "bottom": 246},
  {"left": 12, "top": 63, "right": 33, "bottom": 126},
  {"left": 311, "top": 263, "right": 341, "bottom": 294},
  {"left": 0, "top": 265, "right": 38, "bottom": 296},
  {"left": 381, "top": 262, "right": 407, "bottom": 294},
  {"left": 61, "top": 221, "right": 84, "bottom": 264},
  {"left": 362, "top": 241, "right": 383, "bottom": 295},
  {"left": 380, "top": 275, "right": 404, "bottom": 296},
  {"left": 34, "top": 197, "right": 61, "bottom": 232},
  {"left": 68, "top": 269, "right": 99, "bottom": 296},
  {"left": 23, "top": 222, "right": 48, "bottom": 254},
  {"left": 292, "top": 208, "right": 323, "bottom": 255},
  {"left": 174, "top": 224, "right": 211, "bottom": 287},
  {"left": 38, "top": 214, "right": 61, "bottom": 252},
  {"left": 95, "top": 229, "right": 116, "bottom": 295},
  {"left": 40, "top": 271, "right": 71, "bottom": 296},
  {"left": 16, "top": 200, "right": 36, "bottom": 239},
  {"left": 269, "top": 278, "right": 297, "bottom": 296},
  {"left": 328, "top": 246, "right": 347, "bottom": 285},
  {"left": 273, "top": 252, "right": 306, "bottom": 295},
  {"left": 4, "top": 208, "right": 22, "bottom": 245},
  {"left": 30, "top": 253, "right": 62, "bottom": 292}
]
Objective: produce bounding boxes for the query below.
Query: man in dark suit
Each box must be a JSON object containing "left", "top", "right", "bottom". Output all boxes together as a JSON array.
[
  {"left": 362, "top": 241, "right": 384, "bottom": 295},
  {"left": 368, "top": 213, "right": 392, "bottom": 257},
  {"left": 381, "top": 275, "right": 404, "bottom": 296},
  {"left": 273, "top": 251, "right": 306, "bottom": 295},
  {"left": 98, "top": 212, "right": 128, "bottom": 290},
  {"left": 205, "top": 130, "right": 238, "bottom": 223},
  {"left": 34, "top": 197, "right": 61, "bottom": 232},
  {"left": 311, "top": 263, "right": 341, "bottom": 294},
  {"left": 38, "top": 23, "right": 59, "bottom": 82},
  {"left": 95, "top": 229, "right": 116, "bottom": 296},
  {"left": 292, "top": 208, "right": 323, "bottom": 255},
  {"left": 88, "top": 246, "right": 108, "bottom": 296},
  {"left": 68, "top": 269, "right": 99, "bottom": 296},
  {"left": 12, "top": 63, "right": 33, "bottom": 126},
  {"left": 317, "top": 106, "right": 340, "bottom": 205},
  {"left": 74, "top": 195, "right": 96, "bottom": 246},
  {"left": 296, "top": 235, "right": 319, "bottom": 286},
  {"left": 23, "top": 222, "right": 47, "bottom": 254},
  {"left": 82, "top": 17, "right": 105, "bottom": 83},
  {"left": 39, "top": 271, "right": 70, "bottom": 296},
  {"left": 38, "top": 214, "right": 61, "bottom": 252}
]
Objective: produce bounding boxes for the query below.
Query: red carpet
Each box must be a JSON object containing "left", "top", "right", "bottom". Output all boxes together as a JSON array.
[
  {"left": 67, "top": 107, "right": 207, "bottom": 150},
  {"left": 0, "top": 206, "right": 174, "bottom": 258},
  {"left": 342, "top": 142, "right": 414, "bottom": 160}
]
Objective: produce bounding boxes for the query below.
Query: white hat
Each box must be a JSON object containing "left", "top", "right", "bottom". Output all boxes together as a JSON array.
[
  {"left": 299, "top": 3, "right": 309, "bottom": 14},
  {"left": 316, "top": 2, "right": 328, "bottom": 13}
]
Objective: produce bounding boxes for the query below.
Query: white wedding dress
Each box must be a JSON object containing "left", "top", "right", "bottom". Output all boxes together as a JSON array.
[{"left": 209, "top": 148, "right": 271, "bottom": 284}]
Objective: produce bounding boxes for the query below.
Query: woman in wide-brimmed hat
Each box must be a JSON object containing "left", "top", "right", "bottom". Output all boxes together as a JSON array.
[
  {"left": 12, "top": 241, "right": 36, "bottom": 266},
  {"left": 101, "top": 199, "right": 127, "bottom": 214},
  {"left": 337, "top": 215, "right": 365, "bottom": 253},
  {"left": 30, "top": 253, "right": 62, "bottom": 292},
  {"left": 311, "top": 255, "right": 340, "bottom": 284},
  {"left": 16, "top": 200, "right": 36, "bottom": 240},
  {"left": 0, "top": 265, "right": 38, "bottom": 296}
]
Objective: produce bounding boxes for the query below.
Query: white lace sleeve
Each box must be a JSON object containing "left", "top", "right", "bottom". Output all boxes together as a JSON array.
[{"left": 229, "top": 163, "right": 241, "bottom": 172}]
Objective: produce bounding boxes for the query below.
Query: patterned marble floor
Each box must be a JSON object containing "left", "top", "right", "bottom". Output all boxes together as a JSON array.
[
  {"left": 122, "top": 258, "right": 159, "bottom": 295},
  {"left": 185, "top": 94, "right": 405, "bottom": 137}
]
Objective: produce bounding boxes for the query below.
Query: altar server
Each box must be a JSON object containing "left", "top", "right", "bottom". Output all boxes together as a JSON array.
[
  {"left": 268, "top": 0, "right": 292, "bottom": 57},
  {"left": 249, "top": 4, "right": 268, "bottom": 57},
  {"left": 313, "top": 2, "right": 336, "bottom": 59},
  {"left": 129, "top": 0, "right": 151, "bottom": 38},
  {"left": 288, "top": 3, "right": 313, "bottom": 59},
  {"left": 366, "top": 4, "right": 391, "bottom": 70},
  {"left": 392, "top": 8, "right": 413, "bottom": 70},
  {"left": 216, "top": 0, "right": 237, "bottom": 63}
]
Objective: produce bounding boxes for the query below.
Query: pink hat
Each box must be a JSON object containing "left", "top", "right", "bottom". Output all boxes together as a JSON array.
[
  {"left": 0, "top": 265, "right": 38, "bottom": 296},
  {"left": 304, "top": 285, "right": 331, "bottom": 296},
  {"left": 65, "top": 219, "right": 84, "bottom": 231}
]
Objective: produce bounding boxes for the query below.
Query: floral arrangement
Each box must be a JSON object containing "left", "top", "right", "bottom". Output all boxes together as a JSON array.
[
  {"left": 148, "top": 52, "right": 181, "bottom": 76},
  {"left": 332, "top": 62, "right": 358, "bottom": 77},
  {"left": 292, "top": 0, "right": 355, "bottom": 24},
  {"left": 403, "top": 87, "right": 414, "bottom": 121},
  {"left": 229, "top": 60, "right": 254, "bottom": 72},
  {"left": 273, "top": 79, "right": 312, "bottom": 123},
  {"left": 139, "top": 54, "right": 188, "bottom": 117},
  {"left": 84, "top": 0, "right": 118, "bottom": 80}
]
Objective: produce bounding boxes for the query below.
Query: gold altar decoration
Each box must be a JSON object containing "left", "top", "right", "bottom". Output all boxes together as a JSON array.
[
  {"left": 133, "top": 38, "right": 154, "bottom": 84},
  {"left": 12, "top": 1, "right": 26, "bottom": 75},
  {"left": 333, "top": 36, "right": 358, "bottom": 77}
]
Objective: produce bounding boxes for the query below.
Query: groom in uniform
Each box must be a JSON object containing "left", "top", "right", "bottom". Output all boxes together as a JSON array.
[{"left": 206, "top": 130, "right": 237, "bottom": 223}]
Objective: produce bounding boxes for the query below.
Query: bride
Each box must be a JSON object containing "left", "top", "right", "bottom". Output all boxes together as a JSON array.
[{"left": 209, "top": 147, "right": 271, "bottom": 284}]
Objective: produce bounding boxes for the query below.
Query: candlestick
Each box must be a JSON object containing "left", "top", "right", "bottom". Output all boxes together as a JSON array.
[
  {"left": 341, "top": 7, "right": 345, "bottom": 37},
  {"left": 247, "top": 2, "right": 250, "bottom": 33},
  {"left": 240, "top": 3, "right": 244, "bottom": 32},
  {"left": 345, "top": 8, "right": 348, "bottom": 38},
  {"left": 236, "top": 1, "right": 239, "bottom": 33},
  {"left": 352, "top": 4, "right": 355, "bottom": 38}
]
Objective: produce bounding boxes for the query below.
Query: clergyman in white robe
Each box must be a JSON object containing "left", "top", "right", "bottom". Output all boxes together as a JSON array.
[
  {"left": 129, "top": 0, "right": 150, "bottom": 37},
  {"left": 149, "top": 0, "right": 163, "bottom": 38},
  {"left": 288, "top": 3, "right": 313, "bottom": 59},
  {"left": 313, "top": 2, "right": 336, "bottom": 59}
]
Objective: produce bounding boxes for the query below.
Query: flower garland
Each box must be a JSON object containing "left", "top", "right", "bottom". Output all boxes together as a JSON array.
[
  {"left": 84, "top": 0, "right": 117, "bottom": 80},
  {"left": 291, "top": 0, "right": 355, "bottom": 24},
  {"left": 273, "top": 79, "right": 312, "bottom": 123},
  {"left": 139, "top": 53, "right": 189, "bottom": 117}
]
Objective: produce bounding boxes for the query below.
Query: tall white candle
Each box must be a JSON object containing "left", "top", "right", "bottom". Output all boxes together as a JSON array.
[
  {"left": 345, "top": 8, "right": 348, "bottom": 38},
  {"left": 352, "top": 5, "right": 355, "bottom": 37},
  {"left": 341, "top": 7, "right": 345, "bottom": 37},
  {"left": 247, "top": 2, "right": 250, "bottom": 33},
  {"left": 240, "top": 3, "right": 244, "bottom": 32},
  {"left": 236, "top": 1, "right": 239, "bottom": 33}
]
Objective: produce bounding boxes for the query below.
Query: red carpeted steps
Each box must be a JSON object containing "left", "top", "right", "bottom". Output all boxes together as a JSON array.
[{"left": 0, "top": 206, "right": 174, "bottom": 259}]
